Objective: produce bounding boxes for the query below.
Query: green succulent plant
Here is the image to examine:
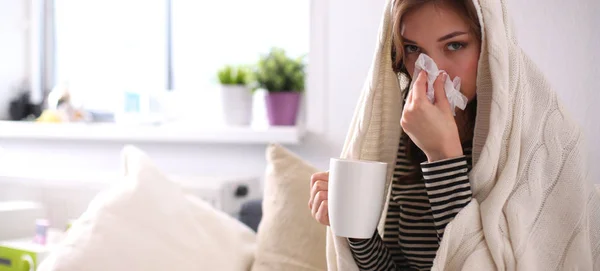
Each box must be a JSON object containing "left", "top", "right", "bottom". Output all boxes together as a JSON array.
[
  {"left": 254, "top": 48, "right": 306, "bottom": 92},
  {"left": 217, "top": 65, "right": 251, "bottom": 85}
]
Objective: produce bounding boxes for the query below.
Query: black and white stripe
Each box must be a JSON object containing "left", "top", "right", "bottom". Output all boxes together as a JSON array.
[{"left": 348, "top": 137, "right": 472, "bottom": 271}]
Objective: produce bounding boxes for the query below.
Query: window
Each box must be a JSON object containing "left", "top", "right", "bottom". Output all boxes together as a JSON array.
[
  {"left": 52, "top": 0, "right": 310, "bottom": 125},
  {"left": 54, "top": 0, "right": 168, "bottom": 111}
]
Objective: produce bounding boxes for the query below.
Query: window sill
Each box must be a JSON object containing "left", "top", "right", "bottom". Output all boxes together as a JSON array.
[{"left": 0, "top": 121, "right": 305, "bottom": 145}]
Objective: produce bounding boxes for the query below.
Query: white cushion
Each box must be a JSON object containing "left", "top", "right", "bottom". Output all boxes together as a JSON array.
[
  {"left": 38, "top": 145, "right": 256, "bottom": 271},
  {"left": 251, "top": 144, "right": 327, "bottom": 271}
]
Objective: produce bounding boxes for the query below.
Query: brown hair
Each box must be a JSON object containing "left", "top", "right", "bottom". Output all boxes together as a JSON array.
[{"left": 391, "top": 0, "right": 482, "bottom": 184}]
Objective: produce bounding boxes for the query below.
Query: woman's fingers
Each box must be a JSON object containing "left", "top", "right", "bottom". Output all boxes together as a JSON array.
[
  {"left": 311, "top": 190, "right": 328, "bottom": 218},
  {"left": 309, "top": 171, "right": 328, "bottom": 209},
  {"left": 411, "top": 70, "right": 428, "bottom": 102},
  {"left": 315, "top": 200, "right": 330, "bottom": 226},
  {"left": 433, "top": 72, "right": 450, "bottom": 110},
  {"left": 310, "top": 171, "right": 329, "bottom": 188},
  {"left": 309, "top": 180, "right": 328, "bottom": 209},
  {"left": 309, "top": 171, "right": 331, "bottom": 226},
  {"left": 406, "top": 82, "right": 414, "bottom": 104}
]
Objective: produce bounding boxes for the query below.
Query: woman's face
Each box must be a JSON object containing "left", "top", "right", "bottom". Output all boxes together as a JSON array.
[{"left": 401, "top": 2, "right": 480, "bottom": 101}]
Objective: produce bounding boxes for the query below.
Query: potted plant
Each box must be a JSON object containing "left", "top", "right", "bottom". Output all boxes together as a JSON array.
[
  {"left": 254, "top": 48, "right": 305, "bottom": 126},
  {"left": 217, "top": 65, "right": 253, "bottom": 126}
]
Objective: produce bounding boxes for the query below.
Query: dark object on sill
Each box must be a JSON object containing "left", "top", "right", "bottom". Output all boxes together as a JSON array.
[
  {"left": 234, "top": 185, "right": 249, "bottom": 198},
  {"left": 9, "top": 92, "right": 42, "bottom": 121}
]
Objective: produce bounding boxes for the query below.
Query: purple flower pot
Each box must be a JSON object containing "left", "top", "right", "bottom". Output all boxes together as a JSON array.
[{"left": 265, "top": 92, "right": 301, "bottom": 126}]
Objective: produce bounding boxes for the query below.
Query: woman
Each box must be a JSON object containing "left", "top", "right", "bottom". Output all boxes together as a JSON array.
[{"left": 309, "top": 0, "right": 600, "bottom": 270}]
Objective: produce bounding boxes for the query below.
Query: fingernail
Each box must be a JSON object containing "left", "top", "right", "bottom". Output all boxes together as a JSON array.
[{"left": 442, "top": 73, "right": 448, "bottom": 82}]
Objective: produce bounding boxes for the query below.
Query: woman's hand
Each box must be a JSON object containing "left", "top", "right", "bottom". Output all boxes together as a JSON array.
[
  {"left": 309, "top": 171, "right": 330, "bottom": 226},
  {"left": 401, "top": 71, "right": 463, "bottom": 162}
]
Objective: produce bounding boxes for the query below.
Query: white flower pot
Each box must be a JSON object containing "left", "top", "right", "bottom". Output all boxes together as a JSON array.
[{"left": 220, "top": 85, "right": 253, "bottom": 126}]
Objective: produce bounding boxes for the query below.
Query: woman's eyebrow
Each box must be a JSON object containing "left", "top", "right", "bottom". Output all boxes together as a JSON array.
[
  {"left": 402, "top": 31, "right": 468, "bottom": 44},
  {"left": 402, "top": 37, "right": 417, "bottom": 44},
  {"left": 438, "top": 31, "right": 468, "bottom": 42}
]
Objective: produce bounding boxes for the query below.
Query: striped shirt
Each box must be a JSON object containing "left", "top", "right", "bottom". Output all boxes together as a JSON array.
[{"left": 348, "top": 137, "right": 473, "bottom": 271}]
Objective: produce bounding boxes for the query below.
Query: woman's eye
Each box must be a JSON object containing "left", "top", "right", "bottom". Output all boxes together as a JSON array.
[
  {"left": 447, "top": 42, "right": 464, "bottom": 51},
  {"left": 404, "top": 45, "right": 420, "bottom": 54}
]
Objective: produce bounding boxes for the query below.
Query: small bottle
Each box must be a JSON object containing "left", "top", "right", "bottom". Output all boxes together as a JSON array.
[{"left": 34, "top": 219, "right": 49, "bottom": 245}]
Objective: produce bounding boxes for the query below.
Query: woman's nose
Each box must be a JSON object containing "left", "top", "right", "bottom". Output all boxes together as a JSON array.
[{"left": 429, "top": 54, "right": 450, "bottom": 73}]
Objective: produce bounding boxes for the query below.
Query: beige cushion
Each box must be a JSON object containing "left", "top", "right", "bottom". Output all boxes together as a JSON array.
[
  {"left": 39, "top": 146, "right": 256, "bottom": 271},
  {"left": 251, "top": 144, "right": 327, "bottom": 271}
]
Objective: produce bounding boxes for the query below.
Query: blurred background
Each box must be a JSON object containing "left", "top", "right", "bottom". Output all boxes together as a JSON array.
[{"left": 0, "top": 0, "right": 598, "bottom": 240}]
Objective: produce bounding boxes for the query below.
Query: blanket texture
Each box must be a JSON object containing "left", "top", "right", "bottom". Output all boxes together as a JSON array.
[{"left": 326, "top": 0, "right": 600, "bottom": 270}]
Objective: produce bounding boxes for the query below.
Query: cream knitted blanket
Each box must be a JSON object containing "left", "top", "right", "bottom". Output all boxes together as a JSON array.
[{"left": 326, "top": 0, "right": 600, "bottom": 270}]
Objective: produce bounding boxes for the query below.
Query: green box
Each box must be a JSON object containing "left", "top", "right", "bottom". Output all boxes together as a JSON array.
[{"left": 0, "top": 239, "right": 49, "bottom": 271}]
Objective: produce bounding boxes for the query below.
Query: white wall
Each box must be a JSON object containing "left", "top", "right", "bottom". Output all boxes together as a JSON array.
[
  {"left": 1, "top": 0, "right": 598, "bottom": 186},
  {"left": 0, "top": 0, "right": 27, "bottom": 120},
  {"left": 326, "top": 0, "right": 387, "bottom": 144}
]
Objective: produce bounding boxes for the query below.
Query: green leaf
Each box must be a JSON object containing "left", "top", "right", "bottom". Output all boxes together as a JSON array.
[
  {"left": 217, "top": 65, "right": 253, "bottom": 86},
  {"left": 253, "top": 47, "right": 307, "bottom": 92}
]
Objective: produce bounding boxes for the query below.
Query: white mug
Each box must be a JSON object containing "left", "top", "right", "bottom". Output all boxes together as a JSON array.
[{"left": 328, "top": 158, "right": 388, "bottom": 239}]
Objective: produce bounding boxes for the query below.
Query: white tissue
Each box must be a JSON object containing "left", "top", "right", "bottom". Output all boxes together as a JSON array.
[{"left": 411, "top": 53, "right": 468, "bottom": 115}]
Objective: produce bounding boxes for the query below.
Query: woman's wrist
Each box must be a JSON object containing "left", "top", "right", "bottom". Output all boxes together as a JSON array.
[{"left": 426, "top": 143, "right": 463, "bottom": 162}]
